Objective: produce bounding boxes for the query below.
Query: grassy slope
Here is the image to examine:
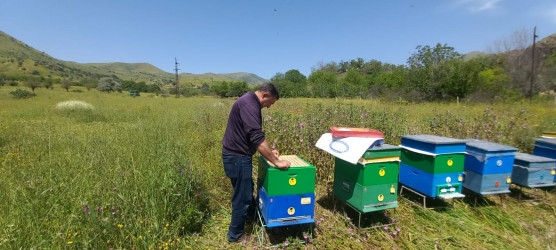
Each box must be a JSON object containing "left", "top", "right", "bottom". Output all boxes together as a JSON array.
[{"left": 0, "top": 86, "right": 555, "bottom": 249}]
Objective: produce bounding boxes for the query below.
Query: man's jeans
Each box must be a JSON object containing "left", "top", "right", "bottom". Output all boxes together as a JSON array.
[{"left": 222, "top": 152, "right": 255, "bottom": 242}]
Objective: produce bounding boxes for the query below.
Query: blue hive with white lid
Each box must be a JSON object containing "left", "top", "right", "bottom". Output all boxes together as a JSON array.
[{"left": 399, "top": 134, "right": 466, "bottom": 199}]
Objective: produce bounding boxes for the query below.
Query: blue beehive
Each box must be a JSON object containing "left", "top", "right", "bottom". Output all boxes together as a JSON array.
[
  {"left": 399, "top": 163, "right": 463, "bottom": 198},
  {"left": 533, "top": 138, "right": 556, "bottom": 159},
  {"left": 258, "top": 187, "right": 315, "bottom": 228},
  {"left": 511, "top": 153, "right": 556, "bottom": 188},
  {"left": 401, "top": 135, "right": 466, "bottom": 154},
  {"left": 463, "top": 171, "right": 512, "bottom": 195},
  {"left": 399, "top": 135, "right": 466, "bottom": 199},
  {"left": 463, "top": 139, "right": 517, "bottom": 195},
  {"left": 465, "top": 139, "right": 517, "bottom": 174}
]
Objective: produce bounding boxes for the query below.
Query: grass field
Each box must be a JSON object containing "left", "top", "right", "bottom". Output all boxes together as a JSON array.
[{"left": 1, "top": 85, "right": 555, "bottom": 249}]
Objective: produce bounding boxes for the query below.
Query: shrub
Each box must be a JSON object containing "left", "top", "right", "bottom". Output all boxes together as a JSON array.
[
  {"left": 55, "top": 100, "right": 94, "bottom": 111},
  {"left": 9, "top": 89, "right": 36, "bottom": 99}
]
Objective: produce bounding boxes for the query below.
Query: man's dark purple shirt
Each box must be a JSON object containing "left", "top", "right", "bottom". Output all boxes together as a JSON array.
[{"left": 222, "top": 92, "right": 265, "bottom": 156}]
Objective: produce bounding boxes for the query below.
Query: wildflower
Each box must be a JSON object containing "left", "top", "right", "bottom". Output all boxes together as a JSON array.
[
  {"left": 118, "top": 224, "right": 123, "bottom": 229},
  {"left": 83, "top": 204, "right": 90, "bottom": 215},
  {"left": 284, "top": 240, "right": 289, "bottom": 247},
  {"left": 97, "top": 206, "right": 103, "bottom": 215},
  {"left": 121, "top": 172, "right": 125, "bottom": 177},
  {"left": 393, "top": 231, "right": 398, "bottom": 236},
  {"left": 196, "top": 191, "right": 202, "bottom": 197},
  {"left": 309, "top": 238, "right": 313, "bottom": 243},
  {"left": 138, "top": 236, "right": 142, "bottom": 239},
  {"left": 67, "top": 241, "right": 73, "bottom": 245},
  {"left": 521, "top": 109, "right": 526, "bottom": 114},
  {"left": 113, "top": 187, "right": 118, "bottom": 191},
  {"left": 384, "top": 225, "right": 389, "bottom": 230},
  {"left": 300, "top": 138, "right": 304, "bottom": 143},
  {"left": 320, "top": 217, "right": 324, "bottom": 221},
  {"left": 112, "top": 211, "right": 116, "bottom": 215},
  {"left": 345, "top": 216, "right": 351, "bottom": 221},
  {"left": 179, "top": 167, "right": 183, "bottom": 174},
  {"left": 396, "top": 227, "right": 401, "bottom": 232},
  {"left": 57, "top": 232, "right": 63, "bottom": 236},
  {"left": 303, "top": 234, "right": 308, "bottom": 240}
]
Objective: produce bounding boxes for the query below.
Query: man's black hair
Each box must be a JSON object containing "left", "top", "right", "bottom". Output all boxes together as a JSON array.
[{"left": 257, "top": 83, "right": 280, "bottom": 100}]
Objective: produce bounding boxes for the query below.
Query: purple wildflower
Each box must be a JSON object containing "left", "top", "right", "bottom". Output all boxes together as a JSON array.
[
  {"left": 303, "top": 234, "right": 308, "bottom": 240},
  {"left": 57, "top": 232, "right": 63, "bottom": 236},
  {"left": 284, "top": 240, "right": 289, "bottom": 247},
  {"left": 384, "top": 225, "right": 389, "bottom": 230},
  {"left": 396, "top": 227, "right": 401, "bottom": 232},
  {"left": 393, "top": 231, "right": 398, "bottom": 236},
  {"left": 112, "top": 211, "right": 116, "bottom": 216},
  {"left": 113, "top": 187, "right": 118, "bottom": 191},
  {"left": 97, "top": 206, "right": 103, "bottom": 215},
  {"left": 309, "top": 238, "right": 313, "bottom": 243},
  {"left": 320, "top": 217, "right": 324, "bottom": 221},
  {"left": 121, "top": 172, "right": 125, "bottom": 177},
  {"left": 83, "top": 204, "right": 89, "bottom": 215}
]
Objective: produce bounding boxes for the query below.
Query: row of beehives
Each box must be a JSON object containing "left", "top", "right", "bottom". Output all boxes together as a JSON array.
[
  {"left": 334, "top": 134, "right": 556, "bottom": 214},
  {"left": 254, "top": 135, "right": 556, "bottom": 228}
]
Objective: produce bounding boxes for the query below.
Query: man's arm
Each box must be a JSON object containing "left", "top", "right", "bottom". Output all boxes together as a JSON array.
[{"left": 258, "top": 139, "right": 290, "bottom": 169}]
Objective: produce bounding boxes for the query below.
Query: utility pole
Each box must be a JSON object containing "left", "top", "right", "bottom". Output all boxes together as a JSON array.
[
  {"left": 529, "top": 26, "right": 538, "bottom": 103},
  {"left": 174, "top": 57, "right": 180, "bottom": 98}
]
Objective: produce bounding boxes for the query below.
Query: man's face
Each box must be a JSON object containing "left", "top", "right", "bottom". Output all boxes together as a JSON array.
[{"left": 261, "top": 93, "right": 277, "bottom": 109}]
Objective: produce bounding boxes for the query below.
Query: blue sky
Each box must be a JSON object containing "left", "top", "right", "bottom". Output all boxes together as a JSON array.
[{"left": 1, "top": 0, "right": 555, "bottom": 79}]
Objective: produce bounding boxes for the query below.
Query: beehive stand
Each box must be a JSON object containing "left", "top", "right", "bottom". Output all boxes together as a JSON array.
[
  {"left": 399, "top": 185, "right": 463, "bottom": 209},
  {"left": 254, "top": 208, "right": 312, "bottom": 246}
]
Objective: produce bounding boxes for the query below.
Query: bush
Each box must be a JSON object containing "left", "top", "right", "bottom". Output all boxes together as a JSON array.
[{"left": 9, "top": 89, "right": 36, "bottom": 99}]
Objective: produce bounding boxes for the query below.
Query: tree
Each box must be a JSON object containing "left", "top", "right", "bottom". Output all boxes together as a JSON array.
[
  {"left": 24, "top": 77, "right": 43, "bottom": 93},
  {"left": 308, "top": 70, "right": 338, "bottom": 98},
  {"left": 61, "top": 78, "right": 72, "bottom": 92},
  {"left": 407, "top": 43, "right": 463, "bottom": 100},
  {"left": 96, "top": 77, "right": 121, "bottom": 93}
]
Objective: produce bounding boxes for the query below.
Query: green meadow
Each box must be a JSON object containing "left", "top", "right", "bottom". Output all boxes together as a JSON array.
[{"left": 1, "top": 85, "right": 555, "bottom": 249}]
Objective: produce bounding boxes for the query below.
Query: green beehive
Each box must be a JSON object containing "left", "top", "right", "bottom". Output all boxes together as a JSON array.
[
  {"left": 401, "top": 147, "right": 465, "bottom": 174},
  {"left": 334, "top": 179, "right": 398, "bottom": 213},
  {"left": 335, "top": 158, "right": 399, "bottom": 186},
  {"left": 258, "top": 155, "right": 316, "bottom": 196},
  {"left": 362, "top": 144, "right": 401, "bottom": 159}
]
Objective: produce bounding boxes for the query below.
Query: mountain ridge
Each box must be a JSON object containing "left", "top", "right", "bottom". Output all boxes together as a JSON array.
[{"left": 0, "top": 30, "right": 267, "bottom": 86}]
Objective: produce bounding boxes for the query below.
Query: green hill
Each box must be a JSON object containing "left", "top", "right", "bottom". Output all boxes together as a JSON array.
[{"left": 0, "top": 30, "right": 266, "bottom": 86}]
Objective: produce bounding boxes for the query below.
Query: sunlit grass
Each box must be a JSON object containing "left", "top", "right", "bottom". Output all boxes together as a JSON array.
[{"left": 0, "top": 85, "right": 555, "bottom": 249}]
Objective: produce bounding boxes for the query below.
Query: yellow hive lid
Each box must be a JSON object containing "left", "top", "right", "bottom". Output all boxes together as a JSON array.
[
  {"left": 542, "top": 132, "right": 556, "bottom": 138},
  {"left": 264, "top": 155, "right": 309, "bottom": 167}
]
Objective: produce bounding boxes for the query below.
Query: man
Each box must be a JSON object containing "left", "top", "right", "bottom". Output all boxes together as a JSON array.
[{"left": 222, "top": 83, "right": 291, "bottom": 243}]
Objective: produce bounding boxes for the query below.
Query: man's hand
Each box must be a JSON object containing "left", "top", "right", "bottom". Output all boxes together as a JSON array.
[
  {"left": 274, "top": 159, "right": 291, "bottom": 169},
  {"left": 272, "top": 149, "right": 280, "bottom": 158}
]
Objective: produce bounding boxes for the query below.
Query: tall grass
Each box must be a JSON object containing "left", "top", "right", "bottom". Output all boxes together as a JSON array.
[{"left": 0, "top": 85, "right": 555, "bottom": 249}]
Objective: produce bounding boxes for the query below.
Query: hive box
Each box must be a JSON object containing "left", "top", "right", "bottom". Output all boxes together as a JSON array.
[
  {"left": 401, "top": 135, "right": 466, "bottom": 154},
  {"left": 334, "top": 157, "right": 399, "bottom": 186},
  {"left": 511, "top": 153, "right": 556, "bottom": 188},
  {"left": 464, "top": 139, "right": 517, "bottom": 175},
  {"left": 258, "top": 187, "right": 315, "bottom": 228},
  {"left": 361, "top": 143, "right": 401, "bottom": 160},
  {"left": 258, "top": 155, "right": 316, "bottom": 196},
  {"left": 401, "top": 147, "right": 465, "bottom": 174},
  {"left": 399, "top": 163, "right": 463, "bottom": 198},
  {"left": 533, "top": 138, "right": 556, "bottom": 159},
  {"left": 333, "top": 179, "right": 398, "bottom": 213},
  {"left": 463, "top": 171, "right": 512, "bottom": 195}
]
